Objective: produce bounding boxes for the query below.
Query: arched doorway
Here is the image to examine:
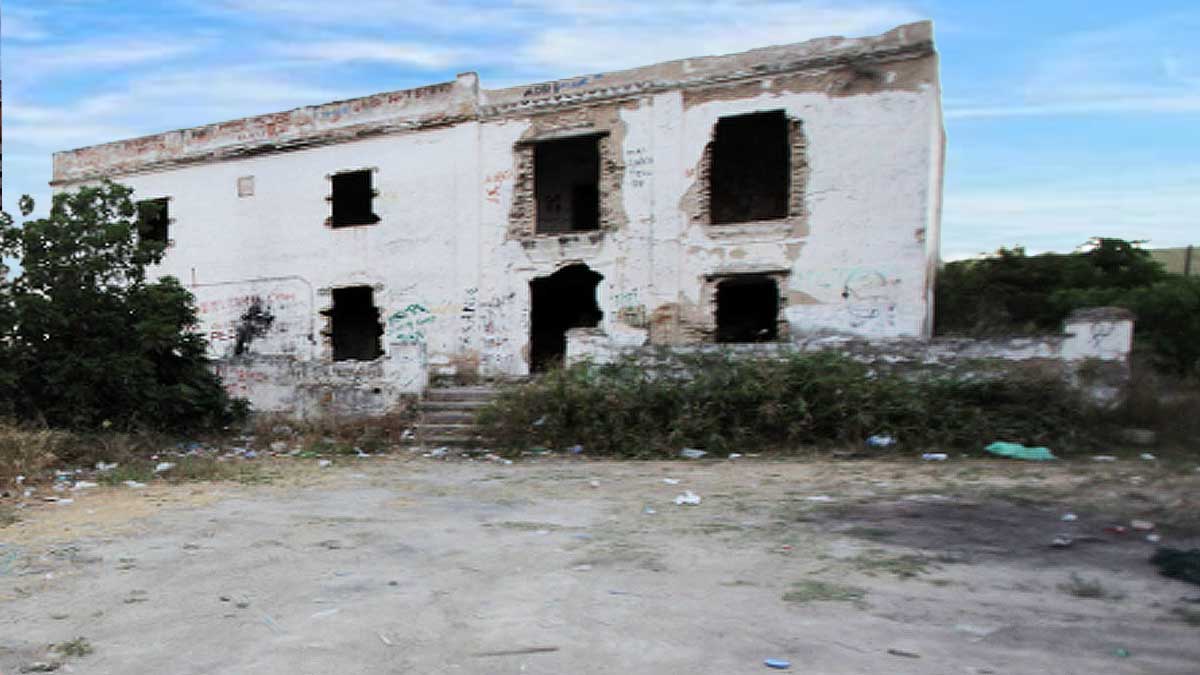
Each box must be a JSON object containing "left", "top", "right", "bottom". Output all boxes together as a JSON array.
[{"left": 529, "top": 264, "right": 603, "bottom": 372}]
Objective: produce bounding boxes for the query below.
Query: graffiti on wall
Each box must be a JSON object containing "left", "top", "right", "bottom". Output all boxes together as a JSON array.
[
  {"left": 197, "top": 288, "right": 305, "bottom": 354},
  {"left": 388, "top": 303, "right": 436, "bottom": 344},
  {"left": 624, "top": 147, "right": 653, "bottom": 189},
  {"left": 483, "top": 170, "right": 512, "bottom": 204}
]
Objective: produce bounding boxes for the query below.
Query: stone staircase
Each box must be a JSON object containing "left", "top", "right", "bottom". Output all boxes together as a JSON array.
[{"left": 413, "top": 385, "right": 499, "bottom": 447}]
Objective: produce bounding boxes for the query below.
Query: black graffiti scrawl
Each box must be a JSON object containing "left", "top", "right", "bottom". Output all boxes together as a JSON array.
[{"left": 234, "top": 297, "right": 275, "bottom": 356}]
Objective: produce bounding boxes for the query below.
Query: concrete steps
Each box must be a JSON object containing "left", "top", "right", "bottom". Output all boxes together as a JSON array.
[{"left": 414, "top": 385, "right": 499, "bottom": 447}]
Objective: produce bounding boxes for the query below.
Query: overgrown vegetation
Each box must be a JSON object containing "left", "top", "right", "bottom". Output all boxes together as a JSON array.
[
  {"left": 476, "top": 351, "right": 1096, "bottom": 456},
  {"left": 0, "top": 183, "right": 244, "bottom": 431},
  {"left": 936, "top": 238, "right": 1200, "bottom": 376}
]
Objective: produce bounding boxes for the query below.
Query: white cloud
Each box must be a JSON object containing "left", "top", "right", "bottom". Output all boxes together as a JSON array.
[
  {"left": 949, "top": 12, "right": 1200, "bottom": 120},
  {"left": 271, "top": 40, "right": 465, "bottom": 68},
  {"left": 943, "top": 180, "right": 1200, "bottom": 253},
  {"left": 515, "top": 2, "right": 922, "bottom": 72},
  {"left": 0, "top": 6, "right": 48, "bottom": 41},
  {"left": 4, "top": 39, "right": 202, "bottom": 79}
]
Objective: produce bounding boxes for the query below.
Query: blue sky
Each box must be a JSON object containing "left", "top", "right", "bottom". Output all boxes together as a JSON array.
[{"left": 2, "top": 0, "right": 1197, "bottom": 259}]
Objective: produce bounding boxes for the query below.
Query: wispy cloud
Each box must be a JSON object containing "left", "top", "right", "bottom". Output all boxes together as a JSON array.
[
  {"left": 270, "top": 40, "right": 466, "bottom": 68},
  {"left": 947, "top": 11, "right": 1200, "bottom": 120},
  {"left": 0, "top": 7, "right": 48, "bottom": 41}
]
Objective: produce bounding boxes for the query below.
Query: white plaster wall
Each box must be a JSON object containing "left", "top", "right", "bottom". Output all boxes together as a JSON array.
[{"left": 54, "top": 69, "right": 943, "bottom": 412}]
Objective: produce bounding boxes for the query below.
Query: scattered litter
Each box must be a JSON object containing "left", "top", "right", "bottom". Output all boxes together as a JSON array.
[
  {"left": 95, "top": 462, "right": 118, "bottom": 472},
  {"left": 680, "top": 448, "right": 707, "bottom": 460},
  {"left": 317, "top": 459, "right": 333, "bottom": 468},
  {"left": 589, "top": 480, "right": 601, "bottom": 488},
  {"left": 764, "top": 658, "right": 791, "bottom": 669},
  {"left": 1114, "top": 648, "right": 1130, "bottom": 658},
  {"left": 805, "top": 495, "right": 833, "bottom": 502},
  {"left": 378, "top": 632, "right": 394, "bottom": 646},
  {"left": 887, "top": 648, "right": 921, "bottom": 659},
  {"left": 1147, "top": 534, "right": 1162, "bottom": 543},
  {"left": 568, "top": 444, "right": 584, "bottom": 454},
  {"left": 270, "top": 441, "right": 288, "bottom": 453},
  {"left": 642, "top": 506, "right": 656, "bottom": 515},
  {"left": 71, "top": 481, "right": 98, "bottom": 491},
  {"left": 1140, "top": 453, "right": 1157, "bottom": 461},
  {"left": 1051, "top": 535, "right": 1073, "bottom": 548},
  {"left": 427, "top": 447, "right": 448, "bottom": 458},
  {"left": 572, "top": 564, "right": 593, "bottom": 572},
  {"left": 1105, "top": 526, "right": 1128, "bottom": 535},
  {"left": 1150, "top": 547, "right": 1200, "bottom": 586},
  {"left": 123, "top": 480, "right": 146, "bottom": 489},
  {"left": 471, "top": 646, "right": 559, "bottom": 658},
  {"left": 310, "top": 608, "right": 340, "bottom": 619},
  {"left": 534, "top": 530, "right": 550, "bottom": 536},
  {"left": 532, "top": 415, "right": 547, "bottom": 427},
  {"left": 15, "top": 475, "right": 24, "bottom": 484},
  {"left": 674, "top": 491, "right": 702, "bottom": 506},
  {"left": 1131, "top": 520, "right": 1155, "bottom": 532},
  {"left": 261, "top": 614, "right": 282, "bottom": 634},
  {"left": 19, "top": 662, "right": 60, "bottom": 672},
  {"left": 54, "top": 498, "right": 74, "bottom": 506},
  {"left": 985, "top": 442, "right": 1055, "bottom": 461},
  {"left": 154, "top": 462, "right": 176, "bottom": 473},
  {"left": 728, "top": 453, "right": 743, "bottom": 459},
  {"left": 1092, "top": 455, "right": 1117, "bottom": 462},
  {"left": 921, "top": 453, "right": 948, "bottom": 461},
  {"left": 662, "top": 478, "right": 680, "bottom": 485},
  {"left": 1062, "top": 513, "right": 1078, "bottom": 522},
  {"left": 866, "top": 434, "right": 896, "bottom": 448}
]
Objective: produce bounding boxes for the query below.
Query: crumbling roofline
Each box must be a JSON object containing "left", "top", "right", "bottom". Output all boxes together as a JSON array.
[{"left": 52, "top": 21, "right": 935, "bottom": 185}]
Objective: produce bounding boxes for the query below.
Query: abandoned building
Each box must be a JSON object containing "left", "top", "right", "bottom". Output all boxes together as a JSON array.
[{"left": 51, "top": 22, "right": 946, "bottom": 416}]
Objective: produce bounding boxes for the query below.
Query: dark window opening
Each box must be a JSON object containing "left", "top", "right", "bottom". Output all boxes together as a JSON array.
[
  {"left": 323, "top": 286, "right": 383, "bottom": 361},
  {"left": 715, "top": 276, "right": 779, "bottom": 343},
  {"left": 535, "top": 136, "right": 600, "bottom": 234},
  {"left": 330, "top": 170, "right": 380, "bottom": 227},
  {"left": 530, "top": 264, "right": 603, "bottom": 371},
  {"left": 710, "top": 110, "right": 790, "bottom": 224},
  {"left": 136, "top": 198, "right": 170, "bottom": 244}
]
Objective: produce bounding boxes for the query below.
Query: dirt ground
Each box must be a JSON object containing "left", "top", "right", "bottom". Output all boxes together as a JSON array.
[{"left": 2, "top": 455, "right": 1199, "bottom": 674}]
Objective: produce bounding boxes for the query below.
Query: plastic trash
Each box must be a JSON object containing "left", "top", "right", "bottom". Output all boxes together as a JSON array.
[
  {"left": 1051, "top": 535, "right": 1073, "bottom": 548},
  {"left": 1146, "top": 534, "right": 1162, "bottom": 543},
  {"left": 123, "top": 480, "right": 147, "bottom": 488},
  {"left": 728, "top": 453, "right": 743, "bottom": 459},
  {"left": 662, "top": 478, "right": 680, "bottom": 485},
  {"left": 1140, "top": 453, "right": 1157, "bottom": 461},
  {"left": 317, "top": 459, "right": 333, "bottom": 468},
  {"left": 764, "top": 658, "right": 791, "bottom": 669},
  {"left": 643, "top": 506, "right": 656, "bottom": 515},
  {"left": 154, "top": 462, "right": 176, "bottom": 473},
  {"left": 674, "top": 491, "right": 701, "bottom": 505},
  {"left": 680, "top": 448, "right": 707, "bottom": 459},
  {"left": 569, "top": 444, "right": 584, "bottom": 454},
  {"left": 866, "top": 435, "right": 896, "bottom": 448},
  {"left": 71, "top": 481, "right": 98, "bottom": 490},
  {"left": 1131, "top": 519, "right": 1155, "bottom": 531},
  {"left": 1062, "top": 513, "right": 1078, "bottom": 521},
  {"left": 589, "top": 480, "right": 601, "bottom": 488},
  {"left": 984, "top": 442, "right": 1056, "bottom": 461},
  {"left": 804, "top": 495, "right": 833, "bottom": 502},
  {"left": 1092, "top": 455, "right": 1117, "bottom": 462},
  {"left": 95, "top": 461, "right": 118, "bottom": 472},
  {"left": 921, "top": 453, "right": 948, "bottom": 461}
]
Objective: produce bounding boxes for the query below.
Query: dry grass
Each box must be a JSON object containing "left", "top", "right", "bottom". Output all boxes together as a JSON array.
[{"left": 0, "top": 422, "right": 72, "bottom": 486}]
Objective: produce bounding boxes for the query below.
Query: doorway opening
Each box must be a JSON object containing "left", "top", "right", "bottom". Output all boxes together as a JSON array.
[{"left": 530, "top": 264, "right": 603, "bottom": 371}]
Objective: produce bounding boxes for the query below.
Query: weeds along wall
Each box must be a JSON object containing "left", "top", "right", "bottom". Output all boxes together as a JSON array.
[{"left": 50, "top": 23, "right": 943, "bottom": 418}]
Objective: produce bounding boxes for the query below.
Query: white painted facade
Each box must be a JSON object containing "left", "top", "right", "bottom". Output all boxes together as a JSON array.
[{"left": 52, "top": 22, "right": 946, "bottom": 417}]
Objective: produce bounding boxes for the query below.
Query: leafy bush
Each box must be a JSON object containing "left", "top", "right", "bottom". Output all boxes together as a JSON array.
[
  {"left": 937, "top": 238, "right": 1199, "bottom": 375},
  {"left": 0, "top": 183, "right": 244, "bottom": 431},
  {"left": 476, "top": 351, "right": 1095, "bottom": 457}
]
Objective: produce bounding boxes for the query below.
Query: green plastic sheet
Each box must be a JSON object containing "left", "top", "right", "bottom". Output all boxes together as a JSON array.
[{"left": 984, "top": 441, "right": 1056, "bottom": 461}]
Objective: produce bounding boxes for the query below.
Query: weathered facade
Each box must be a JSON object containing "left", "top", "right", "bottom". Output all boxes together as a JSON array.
[{"left": 52, "top": 22, "right": 946, "bottom": 417}]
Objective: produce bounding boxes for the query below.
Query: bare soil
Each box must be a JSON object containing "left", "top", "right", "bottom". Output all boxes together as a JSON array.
[{"left": 2, "top": 456, "right": 1199, "bottom": 674}]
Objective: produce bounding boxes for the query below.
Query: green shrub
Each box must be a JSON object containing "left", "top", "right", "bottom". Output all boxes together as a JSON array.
[
  {"left": 0, "top": 183, "right": 244, "bottom": 431},
  {"left": 476, "top": 351, "right": 1096, "bottom": 457}
]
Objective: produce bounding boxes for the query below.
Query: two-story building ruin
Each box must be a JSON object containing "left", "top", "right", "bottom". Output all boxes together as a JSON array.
[{"left": 51, "top": 21, "right": 945, "bottom": 416}]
